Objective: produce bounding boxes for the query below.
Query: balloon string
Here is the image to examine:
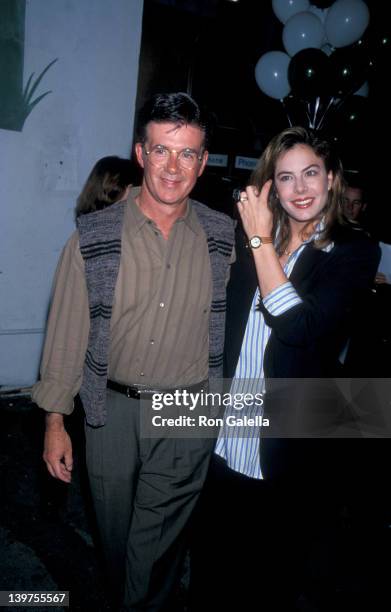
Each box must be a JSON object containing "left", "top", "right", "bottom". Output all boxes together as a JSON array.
[
  {"left": 280, "top": 98, "right": 293, "bottom": 127},
  {"left": 307, "top": 101, "right": 315, "bottom": 129},
  {"left": 305, "top": 104, "right": 312, "bottom": 127},
  {"left": 316, "top": 96, "right": 336, "bottom": 130},
  {"left": 313, "top": 97, "right": 321, "bottom": 129}
]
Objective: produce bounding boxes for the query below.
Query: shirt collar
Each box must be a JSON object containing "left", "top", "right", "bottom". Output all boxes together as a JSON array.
[
  {"left": 309, "top": 218, "right": 334, "bottom": 252},
  {"left": 185, "top": 199, "right": 202, "bottom": 235},
  {"left": 124, "top": 187, "right": 201, "bottom": 236},
  {"left": 276, "top": 217, "right": 334, "bottom": 254}
]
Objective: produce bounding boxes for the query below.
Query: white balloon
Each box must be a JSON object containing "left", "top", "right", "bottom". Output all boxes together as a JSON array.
[
  {"left": 254, "top": 51, "right": 291, "bottom": 100},
  {"left": 272, "top": 0, "right": 310, "bottom": 24},
  {"left": 325, "top": 0, "right": 370, "bottom": 48},
  {"left": 308, "top": 5, "right": 329, "bottom": 24},
  {"left": 283, "top": 11, "right": 325, "bottom": 57},
  {"left": 309, "top": 6, "right": 330, "bottom": 46},
  {"left": 355, "top": 81, "right": 369, "bottom": 97}
]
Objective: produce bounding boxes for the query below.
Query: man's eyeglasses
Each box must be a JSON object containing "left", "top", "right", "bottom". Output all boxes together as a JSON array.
[{"left": 143, "top": 144, "right": 204, "bottom": 170}]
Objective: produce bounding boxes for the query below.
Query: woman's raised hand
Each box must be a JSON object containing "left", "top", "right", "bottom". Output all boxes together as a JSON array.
[{"left": 237, "top": 179, "right": 273, "bottom": 239}]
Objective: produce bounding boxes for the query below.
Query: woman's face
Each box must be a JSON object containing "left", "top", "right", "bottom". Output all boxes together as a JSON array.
[{"left": 274, "top": 144, "right": 333, "bottom": 230}]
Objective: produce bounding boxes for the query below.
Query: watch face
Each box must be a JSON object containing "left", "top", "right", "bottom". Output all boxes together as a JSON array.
[{"left": 250, "top": 236, "right": 262, "bottom": 248}]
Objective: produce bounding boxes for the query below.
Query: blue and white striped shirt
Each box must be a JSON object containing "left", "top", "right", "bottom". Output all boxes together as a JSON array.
[{"left": 215, "top": 233, "right": 333, "bottom": 479}]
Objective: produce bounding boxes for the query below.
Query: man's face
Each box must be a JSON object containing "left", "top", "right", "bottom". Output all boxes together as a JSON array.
[
  {"left": 342, "top": 186, "right": 366, "bottom": 221},
  {"left": 135, "top": 121, "right": 208, "bottom": 209}
]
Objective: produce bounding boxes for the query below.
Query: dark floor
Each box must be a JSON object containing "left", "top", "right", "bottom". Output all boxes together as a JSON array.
[
  {"left": 0, "top": 394, "right": 112, "bottom": 611},
  {"left": 1, "top": 393, "right": 390, "bottom": 612}
]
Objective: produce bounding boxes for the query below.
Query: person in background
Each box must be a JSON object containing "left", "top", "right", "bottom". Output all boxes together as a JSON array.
[
  {"left": 342, "top": 170, "right": 367, "bottom": 225},
  {"left": 341, "top": 171, "right": 389, "bottom": 284},
  {"left": 74, "top": 155, "right": 134, "bottom": 217},
  {"left": 189, "top": 126, "right": 380, "bottom": 611},
  {"left": 33, "top": 92, "right": 235, "bottom": 611},
  {"left": 341, "top": 167, "right": 390, "bottom": 377}
]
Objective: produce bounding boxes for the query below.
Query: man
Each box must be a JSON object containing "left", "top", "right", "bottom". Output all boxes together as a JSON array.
[
  {"left": 342, "top": 173, "right": 367, "bottom": 224},
  {"left": 32, "top": 92, "right": 235, "bottom": 610}
]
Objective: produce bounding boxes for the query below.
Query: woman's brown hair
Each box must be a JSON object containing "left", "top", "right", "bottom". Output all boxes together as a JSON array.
[{"left": 75, "top": 156, "right": 133, "bottom": 217}]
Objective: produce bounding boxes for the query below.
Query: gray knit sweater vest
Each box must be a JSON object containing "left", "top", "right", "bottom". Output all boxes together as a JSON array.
[{"left": 77, "top": 199, "right": 234, "bottom": 427}]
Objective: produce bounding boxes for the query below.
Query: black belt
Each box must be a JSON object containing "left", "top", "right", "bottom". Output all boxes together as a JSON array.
[{"left": 107, "top": 379, "right": 208, "bottom": 399}]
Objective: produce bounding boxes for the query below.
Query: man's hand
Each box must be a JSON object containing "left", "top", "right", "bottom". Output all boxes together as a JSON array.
[{"left": 43, "top": 413, "right": 73, "bottom": 483}]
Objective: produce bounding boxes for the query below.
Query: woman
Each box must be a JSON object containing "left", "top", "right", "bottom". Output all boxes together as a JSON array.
[
  {"left": 75, "top": 155, "right": 133, "bottom": 217},
  {"left": 189, "top": 127, "right": 380, "bottom": 610}
]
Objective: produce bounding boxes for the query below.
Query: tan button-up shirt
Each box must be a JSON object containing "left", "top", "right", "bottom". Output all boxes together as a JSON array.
[{"left": 32, "top": 188, "right": 212, "bottom": 414}]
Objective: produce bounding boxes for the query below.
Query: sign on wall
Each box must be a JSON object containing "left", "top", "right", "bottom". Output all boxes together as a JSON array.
[
  {"left": 207, "top": 154, "right": 229, "bottom": 168},
  {"left": 235, "top": 156, "right": 258, "bottom": 171}
]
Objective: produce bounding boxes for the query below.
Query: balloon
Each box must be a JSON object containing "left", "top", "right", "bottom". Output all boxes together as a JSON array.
[
  {"left": 283, "top": 11, "right": 325, "bottom": 57},
  {"left": 255, "top": 51, "right": 291, "bottom": 99},
  {"left": 354, "top": 27, "right": 390, "bottom": 67},
  {"left": 311, "top": 0, "right": 334, "bottom": 7},
  {"left": 308, "top": 5, "right": 329, "bottom": 25},
  {"left": 375, "top": 33, "right": 390, "bottom": 56},
  {"left": 288, "top": 48, "right": 329, "bottom": 99},
  {"left": 327, "top": 45, "right": 369, "bottom": 97},
  {"left": 321, "top": 95, "right": 369, "bottom": 142},
  {"left": 272, "top": 0, "right": 310, "bottom": 25},
  {"left": 282, "top": 95, "right": 310, "bottom": 128},
  {"left": 325, "top": 0, "right": 370, "bottom": 48},
  {"left": 354, "top": 81, "right": 369, "bottom": 97},
  {"left": 336, "top": 95, "right": 369, "bottom": 128}
]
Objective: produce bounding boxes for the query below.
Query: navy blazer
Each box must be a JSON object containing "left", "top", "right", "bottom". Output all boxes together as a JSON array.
[
  {"left": 223, "top": 224, "right": 381, "bottom": 481},
  {"left": 225, "top": 223, "right": 380, "bottom": 378}
]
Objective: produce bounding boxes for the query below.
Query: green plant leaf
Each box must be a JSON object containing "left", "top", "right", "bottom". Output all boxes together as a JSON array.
[
  {"left": 26, "top": 90, "right": 52, "bottom": 114},
  {"left": 23, "top": 58, "right": 58, "bottom": 105},
  {"left": 23, "top": 71, "right": 35, "bottom": 98}
]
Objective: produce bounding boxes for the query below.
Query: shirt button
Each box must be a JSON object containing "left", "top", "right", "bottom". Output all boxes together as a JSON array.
[
  {"left": 159, "top": 302, "right": 165, "bottom": 308},
  {"left": 150, "top": 340, "right": 155, "bottom": 345},
  {"left": 140, "top": 372, "right": 145, "bottom": 377}
]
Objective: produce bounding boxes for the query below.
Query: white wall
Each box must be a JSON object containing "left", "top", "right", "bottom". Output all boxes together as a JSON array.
[{"left": 0, "top": 0, "right": 144, "bottom": 388}]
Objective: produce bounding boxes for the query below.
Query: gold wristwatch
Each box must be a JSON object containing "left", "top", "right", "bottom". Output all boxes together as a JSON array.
[{"left": 248, "top": 236, "right": 273, "bottom": 249}]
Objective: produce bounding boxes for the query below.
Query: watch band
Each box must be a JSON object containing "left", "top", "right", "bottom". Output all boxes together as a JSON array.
[{"left": 248, "top": 235, "right": 273, "bottom": 249}]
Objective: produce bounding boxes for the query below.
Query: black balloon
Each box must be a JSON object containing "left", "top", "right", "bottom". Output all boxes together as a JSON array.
[
  {"left": 337, "top": 95, "right": 369, "bottom": 126},
  {"left": 288, "top": 48, "right": 329, "bottom": 100},
  {"left": 327, "top": 46, "right": 369, "bottom": 98},
  {"left": 376, "top": 32, "right": 390, "bottom": 53},
  {"left": 311, "top": 0, "right": 334, "bottom": 7},
  {"left": 325, "top": 95, "right": 369, "bottom": 140},
  {"left": 354, "top": 26, "right": 390, "bottom": 69},
  {"left": 282, "top": 95, "right": 311, "bottom": 128}
]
